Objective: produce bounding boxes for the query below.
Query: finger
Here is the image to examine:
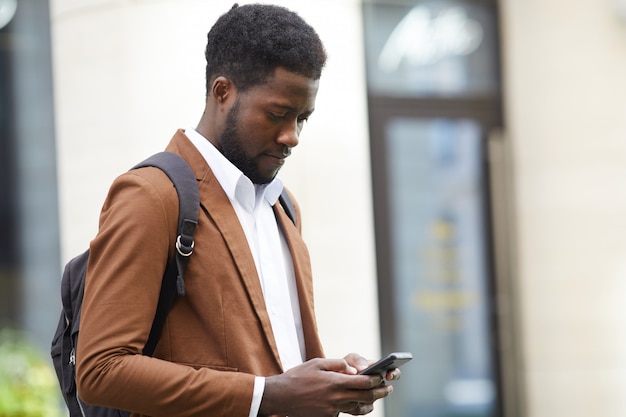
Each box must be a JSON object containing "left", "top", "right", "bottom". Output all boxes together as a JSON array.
[
  {"left": 343, "top": 353, "right": 369, "bottom": 372},
  {"left": 340, "top": 402, "right": 374, "bottom": 415},
  {"left": 346, "top": 374, "right": 386, "bottom": 390},
  {"left": 385, "top": 368, "right": 401, "bottom": 381},
  {"left": 315, "top": 357, "right": 358, "bottom": 375},
  {"left": 375, "top": 383, "right": 394, "bottom": 400},
  {"left": 348, "top": 382, "right": 394, "bottom": 404},
  {"left": 373, "top": 383, "right": 394, "bottom": 401}
]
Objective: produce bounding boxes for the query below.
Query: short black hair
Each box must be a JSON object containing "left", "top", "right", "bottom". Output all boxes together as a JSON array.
[{"left": 205, "top": 3, "right": 327, "bottom": 94}]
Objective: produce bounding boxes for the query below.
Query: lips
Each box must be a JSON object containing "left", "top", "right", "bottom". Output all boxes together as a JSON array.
[
  {"left": 265, "top": 147, "right": 291, "bottom": 160},
  {"left": 264, "top": 154, "right": 287, "bottom": 167},
  {"left": 266, "top": 153, "right": 287, "bottom": 160}
]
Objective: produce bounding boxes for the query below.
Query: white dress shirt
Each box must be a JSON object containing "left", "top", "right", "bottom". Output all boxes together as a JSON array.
[{"left": 185, "top": 128, "right": 305, "bottom": 417}]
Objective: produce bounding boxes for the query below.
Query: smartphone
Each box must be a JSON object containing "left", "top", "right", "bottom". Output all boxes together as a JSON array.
[{"left": 358, "top": 352, "right": 413, "bottom": 375}]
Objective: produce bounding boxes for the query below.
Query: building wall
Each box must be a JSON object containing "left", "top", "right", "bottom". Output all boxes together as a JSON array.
[
  {"left": 499, "top": 0, "right": 626, "bottom": 416},
  {"left": 51, "top": 0, "right": 383, "bottom": 414}
]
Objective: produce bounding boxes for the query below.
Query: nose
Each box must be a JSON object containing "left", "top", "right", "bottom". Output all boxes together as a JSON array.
[{"left": 276, "top": 120, "right": 300, "bottom": 148}]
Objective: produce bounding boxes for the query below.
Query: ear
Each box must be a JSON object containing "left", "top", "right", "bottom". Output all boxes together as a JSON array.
[{"left": 211, "top": 76, "right": 234, "bottom": 104}]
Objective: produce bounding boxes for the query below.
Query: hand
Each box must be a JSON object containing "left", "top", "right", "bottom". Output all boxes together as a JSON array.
[
  {"left": 343, "top": 353, "right": 402, "bottom": 382},
  {"left": 259, "top": 357, "right": 393, "bottom": 417},
  {"left": 337, "top": 353, "right": 401, "bottom": 416}
]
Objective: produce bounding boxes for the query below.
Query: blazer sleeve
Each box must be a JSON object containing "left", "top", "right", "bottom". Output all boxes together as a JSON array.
[{"left": 76, "top": 169, "right": 255, "bottom": 417}]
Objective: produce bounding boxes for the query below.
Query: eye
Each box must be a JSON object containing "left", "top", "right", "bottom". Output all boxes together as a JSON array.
[
  {"left": 269, "top": 112, "right": 286, "bottom": 121},
  {"left": 297, "top": 115, "right": 309, "bottom": 123}
]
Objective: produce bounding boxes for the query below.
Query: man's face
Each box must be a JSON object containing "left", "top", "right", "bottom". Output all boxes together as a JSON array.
[{"left": 217, "top": 67, "right": 319, "bottom": 184}]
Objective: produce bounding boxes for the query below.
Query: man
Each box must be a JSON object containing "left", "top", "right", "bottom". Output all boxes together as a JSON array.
[{"left": 76, "top": 4, "right": 398, "bottom": 417}]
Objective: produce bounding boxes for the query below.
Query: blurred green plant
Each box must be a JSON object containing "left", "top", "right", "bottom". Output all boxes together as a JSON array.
[{"left": 0, "top": 328, "right": 64, "bottom": 417}]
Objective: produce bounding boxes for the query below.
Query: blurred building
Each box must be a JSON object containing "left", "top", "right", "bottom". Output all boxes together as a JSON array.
[
  {"left": 1, "top": 0, "right": 625, "bottom": 416},
  {"left": 0, "top": 0, "right": 60, "bottom": 352}
]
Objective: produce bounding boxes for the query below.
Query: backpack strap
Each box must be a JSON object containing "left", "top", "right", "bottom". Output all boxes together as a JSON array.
[
  {"left": 130, "top": 153, "right": 295, "bottom": 356},
  {"left": 130, "top": 152, "right": 199, "bottom": 356}
]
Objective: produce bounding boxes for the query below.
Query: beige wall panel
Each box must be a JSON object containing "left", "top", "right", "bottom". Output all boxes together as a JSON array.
[{"left": 500, "top": 0, "right": 626, "bottom": 415}]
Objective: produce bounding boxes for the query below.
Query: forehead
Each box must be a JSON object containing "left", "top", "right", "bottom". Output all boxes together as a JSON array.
[{"left": 241, "top": 67, "right": 320, "bottom": 111}]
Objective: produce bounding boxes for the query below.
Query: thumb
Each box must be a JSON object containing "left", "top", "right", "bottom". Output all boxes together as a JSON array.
[{"left": 317, "top": 358, "right": 358, "bottom": 375}]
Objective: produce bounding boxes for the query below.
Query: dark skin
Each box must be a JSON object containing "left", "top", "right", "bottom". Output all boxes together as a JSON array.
[
  {"left": 196, "top": 67, "right": 400, "bottom": 416},
  {"left": 261, "top": 354, "right": 398, "bottom": 417},
  {"left": 197, "top": 67, "right": 315, "bottom": 184}
]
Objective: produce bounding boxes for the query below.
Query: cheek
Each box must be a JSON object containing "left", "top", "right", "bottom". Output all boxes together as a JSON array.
[{"left": 241, "top": 118, "right": 277, "bottom": 146}]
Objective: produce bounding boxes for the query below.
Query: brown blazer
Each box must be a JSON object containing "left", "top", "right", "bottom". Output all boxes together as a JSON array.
[{"left": 76, "top": 130, "right": 324, "bottom": 417}]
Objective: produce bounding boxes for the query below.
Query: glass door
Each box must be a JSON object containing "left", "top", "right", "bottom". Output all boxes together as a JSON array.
[
  {"left": 380, "top": 116, "right": 497, "bottom": 417},
  {"left": 363, "top": 0, "right": 504, "bottom": 415}
]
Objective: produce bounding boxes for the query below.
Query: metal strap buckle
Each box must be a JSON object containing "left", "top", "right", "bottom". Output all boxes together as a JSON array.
[{"left": 175, "top": 235, "right": 194, "bottom": 257}]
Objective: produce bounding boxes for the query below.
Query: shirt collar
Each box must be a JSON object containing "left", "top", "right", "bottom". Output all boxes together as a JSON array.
[{"left": 185, "top": 128, "right": 284, "bottom": 211}]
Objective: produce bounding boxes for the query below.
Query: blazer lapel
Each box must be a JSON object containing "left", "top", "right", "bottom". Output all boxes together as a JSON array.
[
  {"left": 274, "top": 206, "right": 324, "bottom": 360},
  {"left": 167, "top": 130, "right": 284, "bottom": 369},
  {"left": 201, "top": 176, "right": 286, "bottom": 369}
]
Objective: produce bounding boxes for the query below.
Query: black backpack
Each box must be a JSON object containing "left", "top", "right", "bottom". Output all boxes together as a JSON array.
[{"left": 50, "top": 151, "right": 297, "bottom": 417}]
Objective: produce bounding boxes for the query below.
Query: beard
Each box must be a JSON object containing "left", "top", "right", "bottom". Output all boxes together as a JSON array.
[{"left": 217, "top": 99, "right": 273, "bottom": 185}]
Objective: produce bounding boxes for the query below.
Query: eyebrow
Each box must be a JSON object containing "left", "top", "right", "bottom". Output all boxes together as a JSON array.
[{"left": 270, "top": 102, "right": 315, "bottom": 115}]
